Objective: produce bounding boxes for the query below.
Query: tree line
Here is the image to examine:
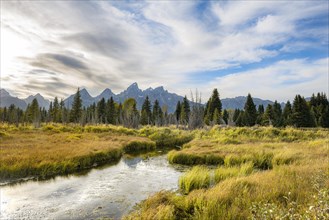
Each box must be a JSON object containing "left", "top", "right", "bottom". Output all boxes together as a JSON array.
[{"left": 1, "top": 88, "right": 328, "bottom": 128}]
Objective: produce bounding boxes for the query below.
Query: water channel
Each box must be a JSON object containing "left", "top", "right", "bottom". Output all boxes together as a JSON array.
[{"left": 0, "top": 152, "right": 185, "bottom": 219}]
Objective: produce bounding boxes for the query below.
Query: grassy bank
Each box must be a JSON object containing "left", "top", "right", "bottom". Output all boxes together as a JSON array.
[
  {"left": 124, "top": 127, "right": 329, "bottom": 219},
  {"left": 0, "top": 123, "right": 194, "bottom": 181},
  {"left": 0, "top": 124, "right": 159, "bottom": 180},
  {"left": 168, "top": 127, "right": 328, "bottom": 168}
]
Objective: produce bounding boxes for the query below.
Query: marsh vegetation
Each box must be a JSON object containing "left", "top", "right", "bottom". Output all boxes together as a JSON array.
[
  {"left": 1, "top": 124, "right": 328, "bottom": 219},
  {"left": 124, "top": 126, "right": 329, "bottom": 219}
]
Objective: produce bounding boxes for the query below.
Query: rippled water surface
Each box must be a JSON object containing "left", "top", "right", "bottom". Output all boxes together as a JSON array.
[{"left": 0, "top": 153, "right": 184, "bottom": 219}]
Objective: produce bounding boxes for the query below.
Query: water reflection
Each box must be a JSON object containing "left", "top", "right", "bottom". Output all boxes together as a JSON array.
[{"left": 0, "top": 153, "right": 185, "bottom": 219}]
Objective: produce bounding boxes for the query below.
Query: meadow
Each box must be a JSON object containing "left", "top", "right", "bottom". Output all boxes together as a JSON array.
[
  {"left": 124, "top": 126, "right": 329, "bottom": 219},
  {"left": 1, "top": 124, "right": 328, "bottom": 219},
  {"left": 0, "top": 123, "right": 191, "bottom": 180}
]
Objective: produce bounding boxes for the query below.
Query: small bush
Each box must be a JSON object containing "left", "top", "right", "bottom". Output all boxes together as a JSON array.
[
  {"left": 123, "top": 141, "right": 156, "bottom": 153},
  {"left": 179, "top": 166, "right": 210, "bottom": 194}
]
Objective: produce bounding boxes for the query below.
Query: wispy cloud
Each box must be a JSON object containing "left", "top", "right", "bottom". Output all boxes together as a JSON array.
[
  {"left": 1, "top": 1, "right": 328, "bottom": 101},
  {"left": 203, "top": 58, "right": 328, "bottom": 102}
]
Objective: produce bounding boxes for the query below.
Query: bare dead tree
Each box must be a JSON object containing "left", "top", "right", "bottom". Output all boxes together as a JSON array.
[{"left": 188, "top": 89, "right": 204, "bottom": 129}]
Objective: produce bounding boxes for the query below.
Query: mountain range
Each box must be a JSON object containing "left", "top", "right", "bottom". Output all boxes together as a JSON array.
[
  {"left": 0, "top": 89, "right": 50, "bottom": 110},
  {"left": 64, "top": 83, "right": 184, "bottom": 113},
  {"left": 1, "top": 83, "right": 281, "bottom": 112}
]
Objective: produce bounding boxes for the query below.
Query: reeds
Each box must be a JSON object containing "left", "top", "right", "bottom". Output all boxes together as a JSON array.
[
  {"left": 179, "top": 166, "right": 210, "bottom": 194},
  {"left": 124, "top": 126, "right": 329, "bottom": 219}
]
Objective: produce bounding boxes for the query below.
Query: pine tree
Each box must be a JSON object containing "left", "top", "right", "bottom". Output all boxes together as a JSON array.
[
  {"left": 256, "top": 104, "right": 264, "bottom": 125},
  {"left": 272, "top": 101, "right": 283, "bottom": 127},
  {"left": 70, "top": 88, "right": 82, "bottom": 123},
  {"left": 106, "top": 97, "right": 116, "bottom": 124},
  {"left": 152, "top": 99, "right": 163, "bottom": 126},
  {"left": 243, "top": 94, "right": 257, "bottom": 126},
  {"left": 320, "top": 105, "right": 329, "bottom": 128},
  {"left": 29, "top": 98, "right": 41, "bottom": 127},
  {"left": 59, "top": 99, "right": 66, "bottom": 123},
  {"left": 264, "top": 104, "right": 274, "bottom": 126},
  {"left": 213, "top": 108, "right": 221, "bottom": 125},
  {"left": 117, "top": 103, "right": 123, "bottom": 125},
  {"left": 180, "top": 96, "right": 190, "bottom": 125},
  {"left": 282, "top": 101, "right": 292, "bottom": 126},
  {"left": 97, "top": 98, "right": 106, "bottom": 123},
  {"left": 291, "top": 95, "right": 314, "bottom": 127},
  {"left": 175, "top": 101, "right": 181, "bottom": 123},
  {"left": 141, "top": 96, "right": 152, "bottom": 125},
  {"left": 53, "top": 97, "right": 60, "bottom": 122},
  {"left": 48, "top": 101, "right": 53, "bottom": 122},
  {"left": 204, "top": 89, "right": 222, "bottom": 124},
  {"left": 223, "top": 109, "right": 229, "bottom": 125},
  {"left": 233, "top": 109, "right": 240, "bottom": 122},
  {"left": 236, "top": 111, "right": 245, "bottom": 126},
  {"left": 0, "top": 107, "right": 7, "bottom": 122},
  {"left": 309, "top": 92, "right": 329, "bottom": 127}
]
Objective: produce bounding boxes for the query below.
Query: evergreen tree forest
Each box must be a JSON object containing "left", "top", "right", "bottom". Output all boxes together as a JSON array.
[{"left": 1, "top": 88, "right": 328, "bottom": 129}]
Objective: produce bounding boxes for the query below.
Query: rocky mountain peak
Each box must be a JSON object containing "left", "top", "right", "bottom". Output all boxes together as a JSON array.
[{"left": 0, "top": 89, "right": 10, "bottom": 97}]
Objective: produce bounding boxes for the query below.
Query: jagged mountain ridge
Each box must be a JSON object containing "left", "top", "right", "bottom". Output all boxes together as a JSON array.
[
  {"left": 1, "top": 84, "right": 283, "bottom": 113},
  {"left": 24, "top": 93, "right": 50, "bottom": 109},
  {"left": 0, "top": 89, "right": 50, "bottom": 110},
  {"left": 64, "top": 83, "right": 184, "bottom": 113},
  {"left": 0, "top": 89, "right": 28, "bottom": 109}
]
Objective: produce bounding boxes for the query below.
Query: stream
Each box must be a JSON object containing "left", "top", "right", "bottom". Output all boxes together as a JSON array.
[{"left": 0, "top": 152, "right": 185, "bottom": 219}]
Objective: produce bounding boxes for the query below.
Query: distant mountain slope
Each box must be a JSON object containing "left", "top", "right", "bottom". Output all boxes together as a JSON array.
[
  {"left": 1, "top": 86, "right": 283, "bottom": 113},
  {"left": 95, "top": 88, "right": 115, "bottom": 103},
  {"left": 63, "top": 83, "right": 184, "bottom": 113},
  {"left": 0, "top": 89, "right": 27, "bottom": 110},
  {"left": 24, "top": 93, "right": 50, "bottom": 109},
  {"left": 64, "top": 88, "right": 95, "bottom": 108},
  {"left": 221, "top": 96, "right": 275, "bottom": 110}
]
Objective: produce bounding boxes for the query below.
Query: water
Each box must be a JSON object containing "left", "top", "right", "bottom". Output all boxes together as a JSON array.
[{"left": 0, "top": 153, "right": 185, "bottom": 219}]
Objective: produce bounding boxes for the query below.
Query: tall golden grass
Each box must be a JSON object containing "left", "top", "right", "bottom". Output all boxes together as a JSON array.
[
  {"left": 124, "top": 127, "right": 329, "bottom": 219},
  {"left": 0, "top": 123, "right": 154, "bottom": 180}
]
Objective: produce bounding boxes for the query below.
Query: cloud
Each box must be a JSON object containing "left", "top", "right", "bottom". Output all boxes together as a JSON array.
[
  {"left": 1, "top": 1, "right": 328, "bottom": 101},
  {"left": 203, "top": 58, "right": 328, "bottom": 102}
]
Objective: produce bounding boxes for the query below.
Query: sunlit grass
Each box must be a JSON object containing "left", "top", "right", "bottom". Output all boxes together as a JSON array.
[
  {"left": 125, "top": 126, "right": 329, "bottom": 219},
  {"left": 179, "top": 166, "right": 210, "bottom": 194},
  {"left": 0, "top": 123, "right": 154, "bottom": 180}
]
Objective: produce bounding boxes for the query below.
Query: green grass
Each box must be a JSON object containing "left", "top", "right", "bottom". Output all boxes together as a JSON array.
[
  {"left": 179, "top": 166, "right": 210, "bottom": 194},
  {"left": 125, "top": 166, "right": 329, "bottom": 220},
  {"left": 0, "top": 123, "right": 160, "bottom": 180},
  {"left": 215, "top": 162, "right": 254, "bottom": 183},
  {"left": 123, "top": 140, "right": 156, "bottom": 153},
  {"left": 139, "top": 126, "right": 193, "bottom": 148},
  {"left": 168, "top": 150, "right": 224, "bottom": 165},
  {"left": 1, "top": 123, "right": 328, "bottom": 219},
  {"left": 124, "top": 127, "right": 329, "bottom": 219}
]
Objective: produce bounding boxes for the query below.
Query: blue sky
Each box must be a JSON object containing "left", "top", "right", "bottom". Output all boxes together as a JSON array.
[{"left": 1, "top": 0, "right": 328, "bottom": 102}]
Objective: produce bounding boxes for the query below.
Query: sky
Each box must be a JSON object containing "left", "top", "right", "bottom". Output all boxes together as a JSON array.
[{"left": 1, "top": 0, "right": 328, "bottom": 102}]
